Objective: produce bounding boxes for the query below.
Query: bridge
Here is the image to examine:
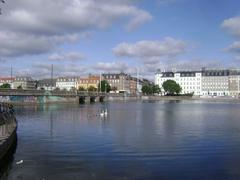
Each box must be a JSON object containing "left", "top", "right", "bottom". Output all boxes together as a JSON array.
[{"left": 0, "top": 89, "right": 130, "bottom": 104}]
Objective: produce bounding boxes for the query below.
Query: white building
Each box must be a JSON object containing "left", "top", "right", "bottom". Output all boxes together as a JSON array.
[
  {"left": 38, "top": 79, "right": 56, "bottom": 91},
  {"left": 155, "top": 70, "right": 202, "bottom": 95},
  {"left": 13, "top": 77, "right": 36, "bottom": 89},
  {"left": 0, "top": 77, "right": 15, "bottom": 89},
  {"left": 202, "top": 70, "right": 230, "bottom": 96},
  {"left": 155, "top": 69, "right": 240, "bottom": 97},
  {"left": 56, "top": 77, "right": 79, "bottom": 91}
]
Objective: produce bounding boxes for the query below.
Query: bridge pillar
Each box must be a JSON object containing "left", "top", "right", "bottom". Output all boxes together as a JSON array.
[
  {"left": 99, "top": 96, "right": 105, "bottom": 103},
  {"left": 85, "top": 96, "right": 91, "bottom": 103},
  {"left": 90, "top": 96, "right": 96, "bottom": 103},
  {"left": 79, "top": 96, "right": 85, "bottom": 104}
]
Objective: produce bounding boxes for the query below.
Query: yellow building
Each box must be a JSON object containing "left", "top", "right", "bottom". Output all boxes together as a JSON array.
[{"left": 78, "top": 76, "right": 100, "bottom": 90}]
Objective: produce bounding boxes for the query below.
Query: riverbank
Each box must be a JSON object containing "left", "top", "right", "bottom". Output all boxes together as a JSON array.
[
  {"left": 1, "top": 95, "right": 240, "bottom": 106},
  {"left": 143, "top": 95, "right": 240, "bottom": 103},
  {"left": 0, "top": 104, "right": 17, "bottom": 161}
]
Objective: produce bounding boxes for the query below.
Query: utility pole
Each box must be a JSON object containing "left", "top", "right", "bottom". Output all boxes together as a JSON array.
[
  {"left": 137, "top": 68, "right": 139, "bottom": 95},
  {"left": 51, "top": 64, "right": 53, "bottom": 91},
  {"left": 100, "top": 72, "right": 102, "bottom": 93},
  {"left": 238, "top": 75, "right": 240, "bottom": 98},
  {"left": 10, "top": 65, "right": 13, "bottom": 89}
]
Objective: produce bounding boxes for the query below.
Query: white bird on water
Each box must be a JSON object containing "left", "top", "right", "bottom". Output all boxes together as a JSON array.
[
  {"left": 100, "top": 109, "right": 108, "bottom": 117},
  {"left": 16, "top": 160, "right": 23, "bottom": 165},
  {"left": 104, "top": 109, "right": 108, "bottom": 116}
]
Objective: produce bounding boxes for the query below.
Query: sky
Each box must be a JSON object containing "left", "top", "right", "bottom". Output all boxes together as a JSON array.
[{"left": 0, "top": 0, "right": 240, "bottom": 80}]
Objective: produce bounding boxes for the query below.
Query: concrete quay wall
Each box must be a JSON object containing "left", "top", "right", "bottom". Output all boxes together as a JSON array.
[{"left": 0, "top": 104, "right": 17, "bottom": 161}]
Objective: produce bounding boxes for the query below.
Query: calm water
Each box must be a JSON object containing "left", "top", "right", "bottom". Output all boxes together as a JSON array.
[{"left": 1, "top": 100, "right": 240, "bottom": 180}]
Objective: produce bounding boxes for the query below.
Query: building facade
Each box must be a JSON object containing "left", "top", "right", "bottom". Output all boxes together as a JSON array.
[
  {"left": 102, "top": 73, "right": 131, "bottom": 93},
  {"left": 0, "top": 77, "right": 15, "bottom": 89},
  {"left": 13, "top": 77, "right": 36, "bottom": 89},
  {"left": 155, "top": 70, "right": 202, "bottom": 95},
  {"left": 78, "top": 75, "right": 100, "bottom": 90},
  {"left": 102, "top": 73, "right": 145, "bottom": 94},
  {"left": 56, "top": 77, "right": 79, "bottom": 91},
  {"left": 155, "top": 69, "right": 240, "bottom": 96},
  {"left": 38, "top": 79, "right": 56, "bottom": 91},
  {"left": 228, "top": 70, "right": 240, "bottom": 97},
  {"left": 202, "top": 70, "right": 230, "bottom": 96}
]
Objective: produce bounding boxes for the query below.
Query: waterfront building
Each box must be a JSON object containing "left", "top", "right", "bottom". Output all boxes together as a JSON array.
[
  {"left": 78, "top": 75, "right": 100, "bottom": 90},
  {"left": 228, "top": 70, "right": 240, "bottom": 97},
  {"left": 37, "top": 79, "right": 57, "bottom": 91},
  {"left": 130, "top": 77, "right": 138, "bottom": 95},
  {"left": 155, "top": 70, "right": 202, "bottom": 95},
  {"left": 102, "top": 73, "right": 131, "bottom": 93},
  {"left": 202, "top": 70, "right": 230, "bottom": 96},
  {"left": 56, "top": 77, "right": 79, "bottom": 91},
  {"left": 0, "top": 77, "right": 15, "bottom": 89},
  {"left": 155, "top": 68, "right": 240, "bottom": 96},
  {"left": 13, "top": 77, "right": 36, "bottom": 89}
]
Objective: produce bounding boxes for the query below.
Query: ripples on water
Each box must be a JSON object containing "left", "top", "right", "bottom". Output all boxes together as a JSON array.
[{"left": 2, "top": 100, "right": 240, "bottom": 179}]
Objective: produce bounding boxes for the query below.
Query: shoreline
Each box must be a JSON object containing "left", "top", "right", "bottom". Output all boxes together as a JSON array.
[
  {"left": 0, "top": 105, "right": 18, "bottom": 162},
  {"left": 1, "top": 95, "right": 240, "bottom": 106}
]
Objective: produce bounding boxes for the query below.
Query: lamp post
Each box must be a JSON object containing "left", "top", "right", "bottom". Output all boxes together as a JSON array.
[{"left": 100, "top": 72, "right": 102, "bottom": 93}]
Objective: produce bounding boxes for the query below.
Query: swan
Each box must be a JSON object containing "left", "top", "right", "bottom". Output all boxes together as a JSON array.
[
  {"left": 100, "top": 109, "right": 108, "bottom": 117},
  {"left": 104, "top": 109, "right": 108, "bottom": 115},
  {"left": 100, "top": 110, "right": 105, "bottom": 117}
]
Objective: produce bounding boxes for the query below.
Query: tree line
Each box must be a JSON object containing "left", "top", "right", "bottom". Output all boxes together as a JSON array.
[
  {"left": 1, "top": 80, "right": 185, "bottom": 96},
  {"left": 141, "top": 80, "right": 182, "bottom": 96}
]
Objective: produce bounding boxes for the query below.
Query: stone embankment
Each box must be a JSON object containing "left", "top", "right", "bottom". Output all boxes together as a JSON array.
[{"left": 0, "top": 103, "right": 17, "bottom": 161}]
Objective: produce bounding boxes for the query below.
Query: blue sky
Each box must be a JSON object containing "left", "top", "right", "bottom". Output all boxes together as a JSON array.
[{"left": 0, "top": 0, "right": 240, "bottom": 79}]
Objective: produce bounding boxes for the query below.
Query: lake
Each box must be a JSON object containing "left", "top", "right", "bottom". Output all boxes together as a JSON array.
[{"left": 1, "top": 100, "right": 240, "bottom": 180}]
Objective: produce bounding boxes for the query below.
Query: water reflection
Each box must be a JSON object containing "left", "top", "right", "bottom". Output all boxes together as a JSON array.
[{"left": 2, "top": 101, "right": 240, "bottom": 179}]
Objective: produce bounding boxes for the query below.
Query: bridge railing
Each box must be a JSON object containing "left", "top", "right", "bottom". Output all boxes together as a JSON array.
[{"left": 0, "top": 89, "right": 139, "bottom": 97}]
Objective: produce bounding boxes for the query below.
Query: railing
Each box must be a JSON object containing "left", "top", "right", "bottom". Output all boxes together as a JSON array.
[
  {"left": 0, "top": 89, "right": 108, "bottom": 97},
  {"left": 0, "top": 89, "right": 139, "bottom": 97}
]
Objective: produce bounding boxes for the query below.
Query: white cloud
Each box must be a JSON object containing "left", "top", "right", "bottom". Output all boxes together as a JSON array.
[
  {"left": 0, "top": 31, "right": 54, "bottom": 57},
  {"left": 156, "top": 0, "right": 179, "bottom": 5},
  {"left": 93, "top": 61, "right": 129, "bottom": 72},
  {"left": 222, "top": 16, "right": 240, "bottom": 38},
  {"left": 225, "top": 41, "right": 240, "bottom": 54},
  {"left": 30, "top": 63, "right": 88, "bottom": 79},
  {"left": 113, "top": 37, "right": 187, "bottom": 59},
  {"left": 48, "top": 52, "right": 85, "bottom": 61},
  {"left": 0, "top": 0, "right": 152, "bottom": 58}
]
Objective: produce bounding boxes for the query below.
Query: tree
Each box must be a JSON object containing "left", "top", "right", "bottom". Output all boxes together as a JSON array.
[
  {"left": 153, "top": 85, "right": 161, "bottom": 94},
  {"left": 17, "top": 85, "right": 23, "bottom": 89},
  {"left": 78, "top": 86, "right": 86, "bottom": 91},
  {"left": 142, "top": 83, "right": 153, "bottom": 95},
  {"left": 88, "top": 85, "right": 97, "bottom": 92},
  {"left": 53, "top": 87, "right": 60, "bottom": 91},
  {"left": 98, "top": 80, "right": 111, "bottom": 93},
  {"left": 0, "top": 83, "right": 11, "bottom": 89},
  {"left": 162, "top": 80, "right": 182, "bottom": 95}
]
